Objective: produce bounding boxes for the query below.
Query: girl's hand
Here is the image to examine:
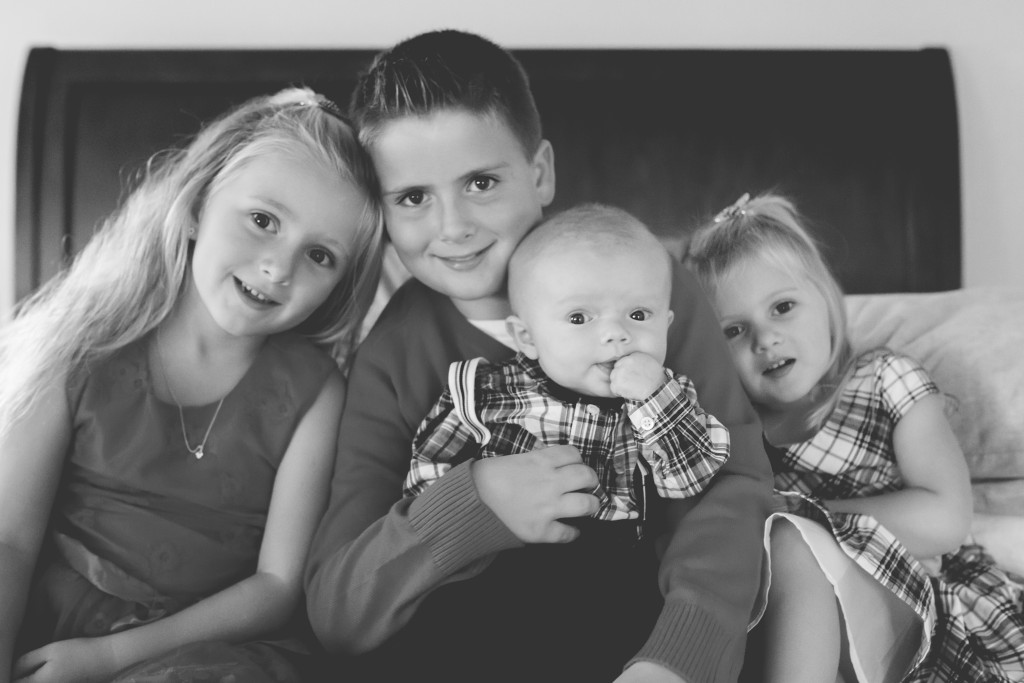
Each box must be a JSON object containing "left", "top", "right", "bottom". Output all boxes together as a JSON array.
[
  {"left": 610, "top": 352, "right": 665, "bottom": 401},
  {"left": 613, "top": 661, "right": 687, "bottom": 683},
  {"left": 13, "top": 637, "right": 118, "bottom": 683}
]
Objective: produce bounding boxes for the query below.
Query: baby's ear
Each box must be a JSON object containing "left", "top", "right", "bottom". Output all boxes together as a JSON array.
[{"left": 506, "top": 315, "right": 539, "bottom": 359}]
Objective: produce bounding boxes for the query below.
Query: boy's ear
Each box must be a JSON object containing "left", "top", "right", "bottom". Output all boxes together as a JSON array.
[
  {"left": 531, "top": 140, "right": 556, "bottom": 207},
  {"left": 506, "top": 315, "right": 539, "bottom": 359}
]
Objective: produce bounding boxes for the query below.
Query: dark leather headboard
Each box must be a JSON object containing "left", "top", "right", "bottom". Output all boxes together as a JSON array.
[{"left": 16, "top": 47, "right": 960, "bottom": 302}]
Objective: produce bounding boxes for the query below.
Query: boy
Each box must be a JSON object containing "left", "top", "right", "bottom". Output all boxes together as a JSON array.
[
  {"left": 304, "top": 29, "right": 773, "bottom": 683},
  {"left": 405, "top": 204, "right": 731, "bottom": 527}
]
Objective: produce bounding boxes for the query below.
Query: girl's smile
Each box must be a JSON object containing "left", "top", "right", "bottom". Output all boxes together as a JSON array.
[
  {"left": 187, "top": 150, "right": 367, "bottom": 340},
  {"left": 762, "top": 357, "right": 796, "bottom": 377},
  {"left": 234, "top": 277, "right": 280, "bottom": 307}
]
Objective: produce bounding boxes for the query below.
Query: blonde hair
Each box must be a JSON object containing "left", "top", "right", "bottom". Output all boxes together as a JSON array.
[
  {"left": 0, "top": 87, "right": 384, "bottom": 440},
  {"left": 508, "top": 202, "right": 670, "bottom": 315},
  {"left": 684, "top": 193, "right": 853, "bottom": 428}
]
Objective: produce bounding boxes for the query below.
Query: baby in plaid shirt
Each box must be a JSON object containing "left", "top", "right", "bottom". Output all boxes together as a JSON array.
[{"left": 404, "top": 203, "right": 730, "bottom": 522}]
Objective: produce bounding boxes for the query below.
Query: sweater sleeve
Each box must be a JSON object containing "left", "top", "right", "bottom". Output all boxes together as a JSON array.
[
  {"left": 303, "top": 287, "right": 521, "bottom": 653},
  {"left": 627, "top": 262, "right": 774, "bottom": 682}
]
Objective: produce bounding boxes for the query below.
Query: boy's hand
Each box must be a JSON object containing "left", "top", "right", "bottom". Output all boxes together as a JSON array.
[
  {"left": 613, "top": 661, "right": 687, "bottom": 683},
  {"left": 14, "top": 637, "right": 118, "bottom": 683},
  {"left": 610, "top": 352, "right": 666, "bottom": 401},
  {"left": 472, "top": 445, "right": 599, "bottom": 544}
]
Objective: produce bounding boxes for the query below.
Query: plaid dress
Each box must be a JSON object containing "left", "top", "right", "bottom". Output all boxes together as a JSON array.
[
  {"left": 405, "top": 353, "right": 730, "bottom": 522},
  {"left": 768, "top": 350, "right": 1024, "bottom": 682}
]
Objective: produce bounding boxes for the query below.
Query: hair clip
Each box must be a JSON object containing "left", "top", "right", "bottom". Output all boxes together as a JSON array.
[
  {"left": 316, "top": 96, "right": 345, "bottom": 119},
  {"left": 299, "top": 95, "right": 345, "bottom": 120},
  {"left": 713, "top": 192, "right": 751, "bottom": 223}
]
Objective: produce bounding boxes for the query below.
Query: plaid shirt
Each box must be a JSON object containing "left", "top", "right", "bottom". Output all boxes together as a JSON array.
[
  {"left": 770, "top": 350, "right": 1024, "bottom": 682},
  {"left": 405, "top": 353, "right": 730, "bottom": 522}
]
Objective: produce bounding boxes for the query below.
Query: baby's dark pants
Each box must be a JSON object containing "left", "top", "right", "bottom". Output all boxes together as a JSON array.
[{"left": 337, "top": 516, "right": 664, "bottom": 683}]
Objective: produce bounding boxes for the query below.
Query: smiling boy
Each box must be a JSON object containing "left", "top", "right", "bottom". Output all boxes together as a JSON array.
[{"left": 304, "top": 30, "right": 773, "bottom": 683}]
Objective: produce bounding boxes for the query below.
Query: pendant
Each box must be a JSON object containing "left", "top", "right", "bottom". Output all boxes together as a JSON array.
[{"left": 195, "top": 446, "right": 205, "bottom": 460}]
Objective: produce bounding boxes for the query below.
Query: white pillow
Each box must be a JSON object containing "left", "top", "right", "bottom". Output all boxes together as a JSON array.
[{"left": 846, "top": 287, "right": 1024, "bottom": 515}]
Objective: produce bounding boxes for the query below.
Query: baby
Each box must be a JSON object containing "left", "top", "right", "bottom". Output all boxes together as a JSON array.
[{"left": 404, "top": 203, "right": 730, "bottom": 523}]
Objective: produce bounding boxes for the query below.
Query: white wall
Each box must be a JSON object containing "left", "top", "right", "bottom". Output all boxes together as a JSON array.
[{"left": 3, "top": 0, "right": 1023, "bottom": 319}]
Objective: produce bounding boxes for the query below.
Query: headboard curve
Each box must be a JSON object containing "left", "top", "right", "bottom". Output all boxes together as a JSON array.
[{"left": 16, "top": 46, "right": 961, "bottom": 301}]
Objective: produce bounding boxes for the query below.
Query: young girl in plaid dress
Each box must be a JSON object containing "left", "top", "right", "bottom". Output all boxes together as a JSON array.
[{"left": 686, "top": 192, "right": 1024, "bottom": 683}]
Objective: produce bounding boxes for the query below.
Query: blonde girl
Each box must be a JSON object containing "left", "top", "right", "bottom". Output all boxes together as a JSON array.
[
  {"left": 0, "top": 88, "right": 383, "bottom": 683},
  {"left": 686, "top": 193, "right": 1024, "bottom": 683}
]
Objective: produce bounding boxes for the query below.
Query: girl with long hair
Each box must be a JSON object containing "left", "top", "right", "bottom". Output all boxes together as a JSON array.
[{"left": 0, "top": 87, "right": 383, "bottom": 682}]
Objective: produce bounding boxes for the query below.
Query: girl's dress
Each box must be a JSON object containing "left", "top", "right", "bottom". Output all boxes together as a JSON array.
[
  {"left": 17, "top": 333, "right": 336, "bottom": 683},
  {"left": 761, "top": 349, "right": 1024, "bottom": 683}
]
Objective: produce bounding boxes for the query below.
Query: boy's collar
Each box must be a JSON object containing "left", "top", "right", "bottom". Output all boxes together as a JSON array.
[{"left": 514, "top": 353, "right": 624, "bottom": 411}]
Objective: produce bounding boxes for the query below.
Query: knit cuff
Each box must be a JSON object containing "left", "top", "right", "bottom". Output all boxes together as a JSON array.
[
  {"left": 628, "top": 600, "right": 745, "bottom": 683},
  {"left": 409, "top": 460, "right": 521, "bottom": 574}
]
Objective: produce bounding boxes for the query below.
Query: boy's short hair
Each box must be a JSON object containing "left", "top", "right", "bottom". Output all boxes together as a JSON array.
[
  {"left": 349, "top": 29, "right": 543, "bottom": 157},
  {"left": 508, "top": 203, "right": 671, "bottom": 314}
]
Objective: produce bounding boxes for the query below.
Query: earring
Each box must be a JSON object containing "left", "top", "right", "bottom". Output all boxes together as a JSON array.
[{"left": 188, "top": 227, "right": 196, "bottom": 237}]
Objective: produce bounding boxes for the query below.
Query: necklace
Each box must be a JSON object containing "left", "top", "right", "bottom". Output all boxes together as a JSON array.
[{"left": 154, "top": 332, "right": 225, "bottom": 460}]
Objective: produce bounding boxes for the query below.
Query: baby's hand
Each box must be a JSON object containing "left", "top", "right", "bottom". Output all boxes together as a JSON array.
[{"left": 609, "top": 352, "right": 666, "bottom": 401}]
